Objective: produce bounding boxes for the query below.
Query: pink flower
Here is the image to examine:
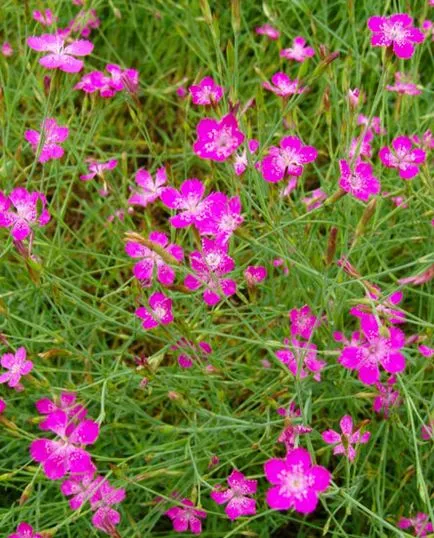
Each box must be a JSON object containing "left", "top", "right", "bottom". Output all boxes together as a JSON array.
[
  {"left": 263, "top": 72, "right": 306, "bottom": 97},
  {"left": 195, "top": 194, "right": 244, "bottom": 243},
  {"left": 373, "top": 375, "right": 401, "bottom": 417},
  {"left": 125, "top": 232, "right": 183, "bottom": 287},
  {"left": 398, "top": 264, "right": 434, "bottom": 286},
  {"left": 244, "top": 265, "right": 267, "bottom": 286},
  {"left": 165, "top": 498, "right": 207, "bottom": 534},
  {"left": 27, "top": 33, "right": 93, "bottom": 72},
  {"left": 260, "top": 136, "right": 317, "bottom": 183},
  {"left": 68, "top": 9, "right": 100, "bottom": 38},
  {"left": 0, "top": 347, "right": 33, "bottom": 390},
  {"left": 210, "top": 470, "right": 257, "bottom": 520},
  {"left": 367, "top": 14, "right": 424, "bottom": 59},
  {"left": 184, "top": 238, "right": 237, "bottom": 306},
  {"left": 233, "top": 139, "right": 259, "bottom": 176},
  {"left": 33, "top": 9, "right": 57, "bottom": 26},
  {"left": 171, "top": 339, "right": 212, "bottom": 368},
  {"left": 289, "top": 305, "right": 318, "bottom": 340},
  {"left": 348, "top": 130, "right": 374, "bottom": 161},
  {"left": 280, "top": 37, "right": 314, "bottom": 62},
  {"left": 36, "top": 391, "right": 88, "bottom": 428},
  {"left": 338, "top": 160, "right": 380, "bottom": 201},
  {"left": 379, "top": 136, "right": 426, "bottom": 180},
  {"left": 322, "top": 415, "right": 371, "bottom": 461},
  {"left": 30, "top": 410, "right": 99, "bottom": 479},
  {"left": 338, "top": 313, "right": 406, "bottom": 385},
  {"left": 412, "top": 130, "right": 434, "bottom": 151},
  {"left": 193, "top": 114, "right": 245, "bottom": 162},
  {"left": 277, "top": 403, "right": 312, "bottom": 451},
  {"left": 25, "top": 117, "right": 69, "bottom": 163},
  {"left": 386, "top": 72, "right": 422, "bottom": 95},
  {"left": 302, "top": 188, "right": 327, "bottom": 211},
  {"left": 398, "top": 513, "right": 433, "bottom": 537},
  {"left": 419, "top": 344, "right": 434, "bottom": 358},
  {"left": 80, "top": 159, "right": 118, "bottom": 181},
  {"left": 189, "top": 76, "right": 224, "bottom": 105},
  {"left": 1, "top": 42, "right": 13, "bottom": 57},
  {"left": 0, "top": 188, "right": 50, "bottom": 241},
  {"left": 357, "top": 114, "right": 385, "bottom": 135},
  {"left": 0, "top": 398, "right": 5, "bottom": 413},
  {"left": 276, "top": 338, "right": 325, "bottom": 382},
  {"left": 161, "top": 178, "right": 225, "bottom": 229},
  {"left": 348, "top": 88, "right": 363, "bottom": 109},
  {"left": 264, "top": 447, "right": 331, "bottom": 514},
  {"left": 75, "top": 64, "right": 138, "bottom": 97},
  {"left": 255, "top": 24, "right": 280, "bottom": 40},
  {"left": 350, "top": 290, "right": 406, "bottom": 325},
  {"left": 135, "top": 292, "right": 174, "bottom": 330},
  {"left": 176, "top": 86, "right": 187, "bottom": 98},
  {"left": 8, "top": 522, "right": 42, "bottom": 538},
  {"left": 128, "top": 167, "right": 167, "bottom": 208},
  {"left": 61, "top": 472, "right": 104, "bottom": 510},
  {"left": 421, "top": 419, "right": 434, "bottom": 441}
]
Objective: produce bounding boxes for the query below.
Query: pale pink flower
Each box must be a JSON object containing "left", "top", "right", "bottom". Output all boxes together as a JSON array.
[
  {"left": 125, "top": 231, "right": 183, "bottom": 287},
  {"left": 189, "top": 76, "right": 224, "bottom": 105},
  {"left": 367, "top": 14, "right": 424, "bottom": 59},
  {"left": 25, "top": 117, "right": 69, "bottom": 163},
  {"left": 171, "top": 339, "right": 212, "bottom": 368},
  {"left": 255, "top": 24, "right": 280, "bottom": 40},
  {"left": 348, "top": 88, "right": 363, "bottom": 109},
  {"left": 421, "top": 419, "right": 433, "bottom": 441},
  {"left": 348, "top": 130, "right": 374, "bottom": 161},
  {"left": 263, "top": 72, "right": 306, "bottom": 97},
  {"left": 261, "top": 136, "right": 317, "bottom": 183},
  {"left": 244, "top": 265, "right": 267, "bottom": 286},
  {"left": 8, "top": 522, "right": 42, "bottom": 538},
  {"left": 302, "top": 188, "right": 327, "bottom": 211},
  {"left": 80, "top": 159, "right": 118, "bottom": 181},
  {"left": 322, "top": 415, "right": 371, "bottom": 461},
  {"left": 289, "top": 305, "right": 318, "bottom": 340},
  {"left": 338, "top": 159, "right": 380, "bottom": 201},
  {"left": 135, "top": 292, "right": 174, "bottom": 330},
  {"left": 398, "top": 264, "right": 434, "bottom": 286},
  {"left": 165, "top": 498, "right": 207, "bottom": 534},
  {"left": 379, "top": 136, "right": 426, "bottom": 179},
  {"left": 1, "top": 42, "right": 13, "bottom": 57},
  {"left": 193, "top": 114, "right": 245, "bottom": 162},
  {"left": 128, "top": 167, "right": 167, "bottom": 208},
  {"left": 398, "top": 513, "right": 433, "bottom": 537},
  {"left": 276, "top": 338, "right": 325, "bottom": 382},
  {"left": 412, "top": 130, "right": 434, "bottom": 151},
  {"left": 280, "top": 36, "right": 314, "bottom": 62},
  {"left": 75, "top": 64, "right": 138, "bottom": 97},
  {"left": 68, "top": 9, "right": 100, "bottom": 38},
  {"left": 27, "top": 33, "right": 93, "bottom": 72},
  {"left": 386, "top": 72, "right": 422, "bottom": 95},
  {"left": 195, "top": 194, "right": 243, "bottom": 243},
  {"left": 211, "top": 470, "right": 257, "bottom": 520},
  {"left": 0, "top": 347, "right": 33, "bottom": 390},
  {"left": 0, "top": 188, "right": 50, "bottom": 241},
  {"left": 30, "top": 410, "right": 99, "bottom": 479},
  {"left": 373, "top": 375, "right": 401, "bottom": 417},
  {"left": 233, "top": 139, "right": 259, "bottom": 176},
  {"left": 357, "top": 114, "right": 385, "bottom": 135},
  {"left": 33, "top": 9, "right": 57, "bottom": 26},
  {"left": 264, "top": 447, "right": 331, "bottom": 514}
]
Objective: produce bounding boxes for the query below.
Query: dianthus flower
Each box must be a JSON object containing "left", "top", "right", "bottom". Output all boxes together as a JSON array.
[
  {"left": 421, "top": 419, "right": 433, "bottom": 441},
  {"left": 280, "top": 36, "right": 314, "bottom": 62},
  {"left": 75, "top": 64, "right": 138, "bottom": 97},
  {"left": 373, "top": 375, "right": 401, "bottom": 417},
  {"left": 80, "top": 159, "right": 118, "bottom": 181},
  {"left": 125, "top": 231, "right": 183, "bottom": 287},
  {"left": 195, "top": 194, "right": 243, "bottom": 243},
  {"left": 398, "top": 513, "right": 433, "bottom": 537},
  {"left": 193, "top": 114, "right": 245, "bottom": 162},
  {"left": 244, "top": 265, "right": 267, "bottom": 286},
  {"left": 338, "top": 159, "right": 380, "bottom": 201},
  {"left": 419, "top": 344, "right": 434, "bottom": 358},
  {"left": 0, "top": 188, "right": 50, "bottom": 241},
  {"left": 8, "top": 522, "right": 42, "bottom": 538},
  {"left": 189, "top": 76, "right": 224, "bottom": 105},
  {"left": 264, "top": 447, "right": 331, "bottom": 514},
  {"left": 27, "top": 33, "right": 93, "bottom": 72},
  {"left": 0, "top": 398, "right": 6, "bottom": 413},
  {"left": 0, "top": 347, "right": 33, "bottom": 390},
  {"left": 348, "top": 88, "right": 363, "bottom": 109},
  {"left": 25, "top": 117, "right": 69, "bottom": 163},
  {"left": 211, "top": 470, "right": 257, "bottom": 520},
  {"left": 302, "top": 189, "right": 327, "bottom": 211},
  {"left": 260, "top": 136, "right": 317, "bottom": 183},
  {"left": 350, "top": 290, "right": 406, "bottom": 325},
  {"left": 128, "top": 167, "right": 167, "bottom": 208},
  {"left": 165, "top": 498, "right": 207, "bottom": 534},
  {"left": 379, "top": 136, "right": 426, "bottom": 179},
  {"left": 1, "top": 42, "right": 13, "bottom": 57},
  {"left": 277, "top": 403, "right": 312, "bottom": 451},
  {"left": 171, "top": 339, "right": 212, "bottom": 368},
  {"left": 367, "top": 14, "right": 424, "bottom": 59},
  {"left": 289, "top": 305, "right": 318, "bottom": 340},
  {"left": 33, "top": 9, "right": 57, "bottom": 26},
  {"left": 357, "top": 114, "right": 385, "bottom": 135},
  {"left": 135, "top": 292, "right": 174, "bottom": 330},
  {"left": 233, "top": 139, "right": 259, "bottom": 176},
  {"left": 276, "top": 338, "right": 325, "bottom": 381},
  {"left": 348, "top": 130, "right": 374, "bottom": 161},
  {"left": 412, "top": 130, "right": 434, "bottom": 151},
  {"left": 386, "top": 72, "right": 422, "bottom": 95},
  {"left": 36, "top": 391, "right": 88, "bottom": 427},
  {"left": 255, "top": 24, "right": 280, "bottom": 40},
  {"left": 184, "top": 238, "right": 237, "bottom": 306},
  {"left": 67, "top": 9, "right": 100, "bottom": 38},
  {"left": 322, "top": 415, "right": 371, "bottom": 461},
  {"left": 263, "top": 72, "right": 306, "bottom": 97}
]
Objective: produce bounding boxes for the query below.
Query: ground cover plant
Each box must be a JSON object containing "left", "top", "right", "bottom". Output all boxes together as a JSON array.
[{"left": 0, "top": 0, "right": 433, "bottom": 536}]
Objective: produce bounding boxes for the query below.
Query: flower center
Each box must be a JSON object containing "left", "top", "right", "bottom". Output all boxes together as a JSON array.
[{"left": 278, "top": 466, "right": 312, "bottom": 499}]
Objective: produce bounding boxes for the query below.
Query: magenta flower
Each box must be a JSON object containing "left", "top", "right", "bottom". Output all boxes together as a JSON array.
[
  {"left": 263, "top": 72, "right": 306, "bottom": 97},
  {"left": 0, "top": 347, "right": 33, "bottom": 390},
  {"left": 189, "top": 76, "right": 224, "bottom": 105},
  {"left": 264, "top": 447, "right": 331, "bottom": 514},
  {"left": 165, "top": 498, "right": 207, "bottom": 534},
  {"left": 161, "top": 178, "right": 225, "bottom": 229},
  {"left": 0, "top": 398, "right": 5, "bottom": 413},
  {"left": 27, "top": 33, "right": 93, "bottom": 72},
  {"left": 68, "top": 9, "right": 100, "bottom": 38},
  {"left": 135, "top": 292, "right": 174, "bottom": 330},
  {"left": 260, "top": 136, "right": 317, "bottom": 183},
  {"left": 412, "top": 130, "right": 434, "bottom": 152},
  {"left": 367, "top": 14, "right": 424, "bottom": 59},
  {"left": 195, "top": 194, "right": 244, "bottom": 243},
  {"left": 386, "top": 72, "right": 422, "bottom": 95},
  {"left": 379, "top": 136, "right": 426, "bottom": 179},
  {"left": 280, "top": 37, "right": 314, "bottom": 62},
  {"left": 244, "top": 265, "right": 267, "bottom": 286},
  {"left": 125, "top": 231, "right": 183, "bottom": 287},
  {"left": 36, "top": 391, "right": 88, "bottom": 428},
  {"left": 25, "top": 117, "right": 69, "bottom": 163},
  {"left": 338, "top": 313, "right": 406, "bottom": 385},
  {"left": 289, "top": 305, "right": 318, "bottom": 340},
  {"left": 184, "top": 238, "right": 237, "bottom": 306},
  {"left": 33, "top": 9, "right": 57, "bottom": 26},
  {"left": 373, "top": 375, "right": 401, "bottom": 417},
  {"left": 193, "top": 114, "right": 245, "bottom": 162},
  {"left": 350, "top": 290, "right": 406, "bottom": 325},
  {"left": 419, "top": 344, "right": 434, "bottom": 358},
  {"left": 211, "top": 470, "right": 257, "bottom": 520},
  {"left": 277, "top": 404, "right": 312, "bottom": 451},
  {"left": 171, "top": 339, "right": 212, "bottom": 368},
  {"left": 80, "top": 159, "right": 118, "bottom": 181},
  {"left": 128, "top": 167, "right": 167, "bottom": 208},
  {"left": 233, "top": 139, "right": 259, "bottom": 176},
  {"left": 398, "top": 513, "right": 433, "bottom": 537},
  {"left": 0, "top": 188, "right": 50, "bottom": 241},
  {"left": 421, "top": 419, "right": 433, "bottom": 441},
  {"left": 30, "top": 410, "right": 99, "bottom": 479},
  {"left": 302, "top": 188, "right": 327, "bottom": 211},
  {"left": 348, "top": 130, "right": 374, "bottom": 161},
  {"left": 276, "top": 338, "right": 325, "bottom": 382},
  {"left": 8, "top": 522, "right": 42, "bottom": 538},
  {"left": 338, "top": 159, "right": 380, "bottom": 201},
  {"left": 357, "top": 114, "right": 385, "bottom": 135},
  {"left": 322, "top": 415, "right": 371, "bottom": 461},
  {"left": 1, "top": 42, "right": 13, "bottom": 57},
  {"left": 61, "top": 472, "right": 104, "bottom": 510},
  {"left": 255, "top": 24, "right": 280, "bottom": 40},
  {"left": 75, "top": 64, "right": 138, "bottom": 97}
]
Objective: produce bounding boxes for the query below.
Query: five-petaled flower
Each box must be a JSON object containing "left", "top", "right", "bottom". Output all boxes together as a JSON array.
[
  {"left": 367, "top": 14, "right": 424, "bottom": 59},
  {"left": 189, "top": 76, "right": 224, "bottom": 105},
  {"left": 210, "top": 470, "right": 257, "bottom": 520},
  {"left": 276, "top": 338, "right": 325, "bottom": 382},
  {"left": 322, "top": 415, "right": 371, "bottom": 461},
  {"left": 255, "top": 24, "right": 280, "bottom": 40},
  {"left": 27, "top": 33, "right": 93, "bottom": 72},
  {"left": 193, "top": 114, "right": 245, "bottom": 162},
  {"left": 289, "top": 305, "right": 318, "bottom": 340},
  {"left": 80, "top": 159, "right": 118, "bottom": 181},
  {"left": 0, "top": 347, "right": 33, "bottom": 390},
  {"left": 398, "top": 513, "right": 433, "bottom": 537},
  {"left": 280, "top": 36, "right": 315, "bottom": 62},
  {"left": 386, "top": 72, "right": 422, "bottom": 95},
  {"left": 263, "top": 72, "right": 306, "bottom": 97},
  {"left": 25, "top": 117, "right": 69, "bottom": 163},
  {"left": 8, "top": 522, "right": 42, "bottom": 538},
  {"left": 0, "top": 188, "right": 50, "bottom": 241},
  {"left": 165, "top": 498, "right": 207, "bottom": 534},
  {"left": 379, "top": 136, "right": 426, "bottom": 180},
  {"left": 135, "top": 292, "right": 174, "bottom": 330},
  {"left": 338, "top": 159, "right": 380, "bottom": 201},
  {"left": 128, "top": 167, "right": 167, "bottom": 208}
]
